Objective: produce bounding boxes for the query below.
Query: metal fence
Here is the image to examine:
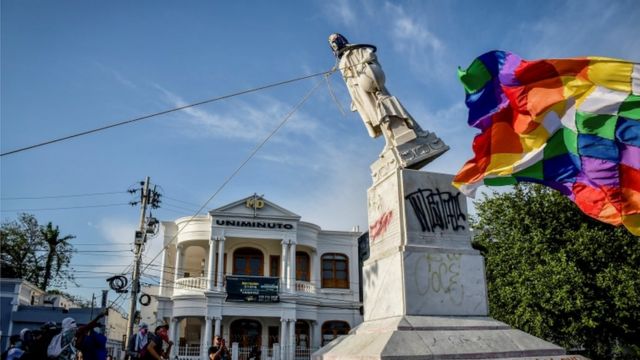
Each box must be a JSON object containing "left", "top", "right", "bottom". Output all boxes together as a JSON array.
[{"left": 175, "top": 344, "right": 319, "bottom": 360}]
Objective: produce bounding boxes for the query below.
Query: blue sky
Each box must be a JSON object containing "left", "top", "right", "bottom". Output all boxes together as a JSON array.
[{"left": 2, "top": 0, "right": 639, "bottom": 304}]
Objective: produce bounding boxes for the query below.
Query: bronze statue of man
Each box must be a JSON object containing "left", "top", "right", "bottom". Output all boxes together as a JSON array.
[{"left": 329, "top": 33, "right": 448, "bottom": 170}]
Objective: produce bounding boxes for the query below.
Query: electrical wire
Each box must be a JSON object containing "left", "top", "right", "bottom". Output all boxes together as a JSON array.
[
  {"left": 0, "top": 69, "right": 333, "bottom": 157},
  {"left": 1, "top": 191, "right": 126, "bottom": 200},
  {"left": 0, "top": 203, "right": 131, "bottom": 212},
  {"left": 161, "top": 195, "right": 201, "bottom": 208}
]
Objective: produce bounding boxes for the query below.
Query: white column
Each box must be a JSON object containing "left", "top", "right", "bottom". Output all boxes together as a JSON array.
[
  {"left": 159, "top": 248, "right": 166, "bottom": 296},
  {"left": 214, "top": 316, "right": 221, "bottom": 337},
  {"left": 279, "top": 318, "right": 287, "bottom": 360},
  {"left": 288, "top": 319, "right": 296, "bottom": 360},
  {"left": 280, "top": 240, "right": 288, "bottom": 292},
  {"left": 174, "top": 245, "right": 183, "bottom": 284},
  {"left": 310, "top": 249, "right": 319, "bottom": 292},
  {"left": 170, "top": 317, "right": 179, "bottom": 359},
  {"left": 216, "top": 237, "right": 225, "bottom": 291},
  {"left": 311, "top": 320, "right": 320, "bottom": 349},
  {"left": 288, "top": 241, "right": 296, "bottom": 293},
  {"left": 203, "top": 316, "right": 212, "bottom": 360},
  {"left": 207, "top": 238, "right": 217, "bottom": 291}
]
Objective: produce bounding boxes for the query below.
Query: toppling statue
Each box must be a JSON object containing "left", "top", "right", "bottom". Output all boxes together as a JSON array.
[{"left": 328, "top": 33, "right": 448, "bottom": 171}]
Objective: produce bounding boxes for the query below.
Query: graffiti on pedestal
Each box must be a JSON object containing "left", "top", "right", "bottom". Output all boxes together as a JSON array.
[
  {"left": 369, "top": 210, "right": 393, "bottom": 241},
  {"left": 414, "top": 253, "right": 464, "bottom": 306},
  {"left": 404, "top": 188, "right": 466, "bottom": 232}
]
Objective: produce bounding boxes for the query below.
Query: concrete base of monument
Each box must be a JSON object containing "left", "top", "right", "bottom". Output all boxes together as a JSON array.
[{"left": 311, "top": 315, "right": 575, "bottom": 360}]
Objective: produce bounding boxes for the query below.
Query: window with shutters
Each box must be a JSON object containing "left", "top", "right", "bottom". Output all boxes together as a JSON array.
[{"left": 321, "top": 253, "right": 349, "bottom": 288}]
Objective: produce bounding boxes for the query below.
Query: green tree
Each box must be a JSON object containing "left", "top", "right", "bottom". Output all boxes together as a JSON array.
[
  {"left": 472, "top": 184, "right": 639, "bottom": 360},
  {"left": 0, "top": 213, "right": 44, "bottom": 284},
  {"left": 0, "top": 213, "right": 76, "bottom": 291},
  {"left": 40, "top": 222, "right": 75, "bottom": 291}
]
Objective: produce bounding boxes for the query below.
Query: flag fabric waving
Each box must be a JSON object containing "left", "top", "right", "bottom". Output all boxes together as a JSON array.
[{"left": 453, "top": 50, "right": 640, "bottom": 235}]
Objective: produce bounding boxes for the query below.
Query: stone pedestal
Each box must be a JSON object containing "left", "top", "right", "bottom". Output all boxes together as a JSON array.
[{"left": 313, "top": 168, "right": 572, "bottom": 359}]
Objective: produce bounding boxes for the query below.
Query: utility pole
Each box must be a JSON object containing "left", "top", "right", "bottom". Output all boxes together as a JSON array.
[{"left": 125, "top": 176, "right": 151, "bottom": 349}]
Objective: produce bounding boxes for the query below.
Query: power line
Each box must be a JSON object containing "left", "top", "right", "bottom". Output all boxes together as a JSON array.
[
  {"left": 161, "top": 195, "right": 201, "bottom": 208},
  {"left": 0, "top": 69, "right": 333, "bottom": 157},
  {"left": 0, "top": 203, "right": 131, "bottom": 212},
  {"left": 72, "top": 242, "right": 131, "bottom": 246},
  {"left": 1, "top": 191, "right": 125, "bottom": 200}
]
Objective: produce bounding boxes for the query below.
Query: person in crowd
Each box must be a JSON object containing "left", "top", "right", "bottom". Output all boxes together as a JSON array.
[
  {"left": 127, "top": 323, "right": 149, "bottom": 359},
  {"left": 141, "top": 324, "right": 172, "bottom": 360},
  {"left": 14, "top": 328, "right": 44, "bottom": 360},
  {"left": 28, "top": 322, "right": 59, "bottom": 359},
  {"left": 80, "top": 326, "right": 107, "bottom": 360},
  {"left": 207, "top": 336, "right": 230, "bottom": 360},
  {"left": 3, "top": 334, "right": 24, "bottom": 360},
  {"left": 57, "top": 310, "right": 107, "bottom": 360}
]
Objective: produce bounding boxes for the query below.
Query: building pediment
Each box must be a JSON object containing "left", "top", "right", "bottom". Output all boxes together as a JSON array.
[{"left": 209, "top": 195, "right": 301, "bottom": 222}]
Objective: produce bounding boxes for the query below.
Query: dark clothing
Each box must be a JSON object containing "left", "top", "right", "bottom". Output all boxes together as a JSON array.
[
  {"left": 207, "top": 345, "right": 230, "bottom": 360},
  {"left": 126, "top": 332, "right": 148, "bottom": 359},
  {"left": 208, "top": 346, "right": 218, "bottom": 355},
  {"left": 81, "top": 331, "right": 107, "bottom": 360},
  {"left": 140, "top": 334, "right": 163, "bottom": 360}
]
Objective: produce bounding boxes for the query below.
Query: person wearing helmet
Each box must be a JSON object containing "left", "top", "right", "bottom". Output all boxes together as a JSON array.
[{"left": 328, "top": 33, "right": 448, "bottom": 168}]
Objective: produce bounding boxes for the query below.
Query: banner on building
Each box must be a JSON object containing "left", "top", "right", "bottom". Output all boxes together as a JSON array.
[{"left": 225, "top": 275, "right": 280, "bottom": 302}]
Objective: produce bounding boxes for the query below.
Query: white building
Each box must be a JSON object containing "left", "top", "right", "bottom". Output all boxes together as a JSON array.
[{"left": 154, "top": 195, "right": 363, "bottom": 360}]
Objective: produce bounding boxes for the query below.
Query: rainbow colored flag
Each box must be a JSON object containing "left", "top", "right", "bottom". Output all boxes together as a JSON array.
[{"left": 453, "top": 51, "right": 640, "bottom": 235}]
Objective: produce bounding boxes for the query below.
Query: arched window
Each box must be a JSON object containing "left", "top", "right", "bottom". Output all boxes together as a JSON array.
[
  {"left": 295, "top": 320, "right": 310, "bottom": 348},
  {"left": 321, "top": 253, "right": 349, "bottom": 288},
  {"left": 233, "top": 247, "right": 264, "bottom": 276},
  {"left": 230, "top": 319, "right": 262, "bottom": 348},
  {"left": 296, "top": 251, "right": 310, "bottom": 281},
  {"left": 321, "top": 321, "right": 350, "bottom": 346}
]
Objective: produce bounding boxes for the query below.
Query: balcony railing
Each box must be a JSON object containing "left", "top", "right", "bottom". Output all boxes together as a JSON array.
[
  {"left": 295, "top": 280, "right": 316, "bottom": 294},
  {"left": 174, "top": 276, "right": 207, "bottom": 290}
]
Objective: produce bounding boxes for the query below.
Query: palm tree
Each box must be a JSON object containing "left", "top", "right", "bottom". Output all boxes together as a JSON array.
[{"left": 40, "top": 222, "right": 75, "bottom": 291}]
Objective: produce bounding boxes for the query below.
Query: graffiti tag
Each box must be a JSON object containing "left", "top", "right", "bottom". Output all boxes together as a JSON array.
[
  {"left": 404, "top": 188, "right": 466, "bottom": 232},
  {"left": 369, "top": 210, "right": 393, "bottom": 241},
  {"left": 414, "top": 253, "right": 464, "bottom": 306}
]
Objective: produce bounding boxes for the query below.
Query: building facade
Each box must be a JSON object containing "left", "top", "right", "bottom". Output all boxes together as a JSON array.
[{"left": 154, "top": 195, "right": 363, "bottom": 360}]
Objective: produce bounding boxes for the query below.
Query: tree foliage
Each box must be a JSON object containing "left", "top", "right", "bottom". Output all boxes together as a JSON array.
[
  {"left": 472, "top": 184, "right": 640, "bottom": 360},
  {"left": 1, "top": 213, "right": 76, "bottom": 291}
]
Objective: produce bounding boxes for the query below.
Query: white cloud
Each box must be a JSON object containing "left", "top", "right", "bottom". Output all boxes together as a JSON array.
[
  {"left": 389, "top": 6, "right": 442, "bottom": 54},
  {"left": 154, "top": 85, "right": 321, "bottom": 144},
  {"left": 95, "top": 62, "right": 137, "bottom": 89},
  {"left": 95, "top": 218, "right": 137, "bottom": 245},
  {"left": 383, "top": 2, "right": 449, "bottom": 82},
  {"left": 320, "top": 0, "right": 356, "bottom": 27}
]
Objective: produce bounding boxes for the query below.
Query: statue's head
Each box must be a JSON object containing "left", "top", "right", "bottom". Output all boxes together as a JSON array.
[{"left": 328, "top": 33, "right": 349, "bottom": 58}]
